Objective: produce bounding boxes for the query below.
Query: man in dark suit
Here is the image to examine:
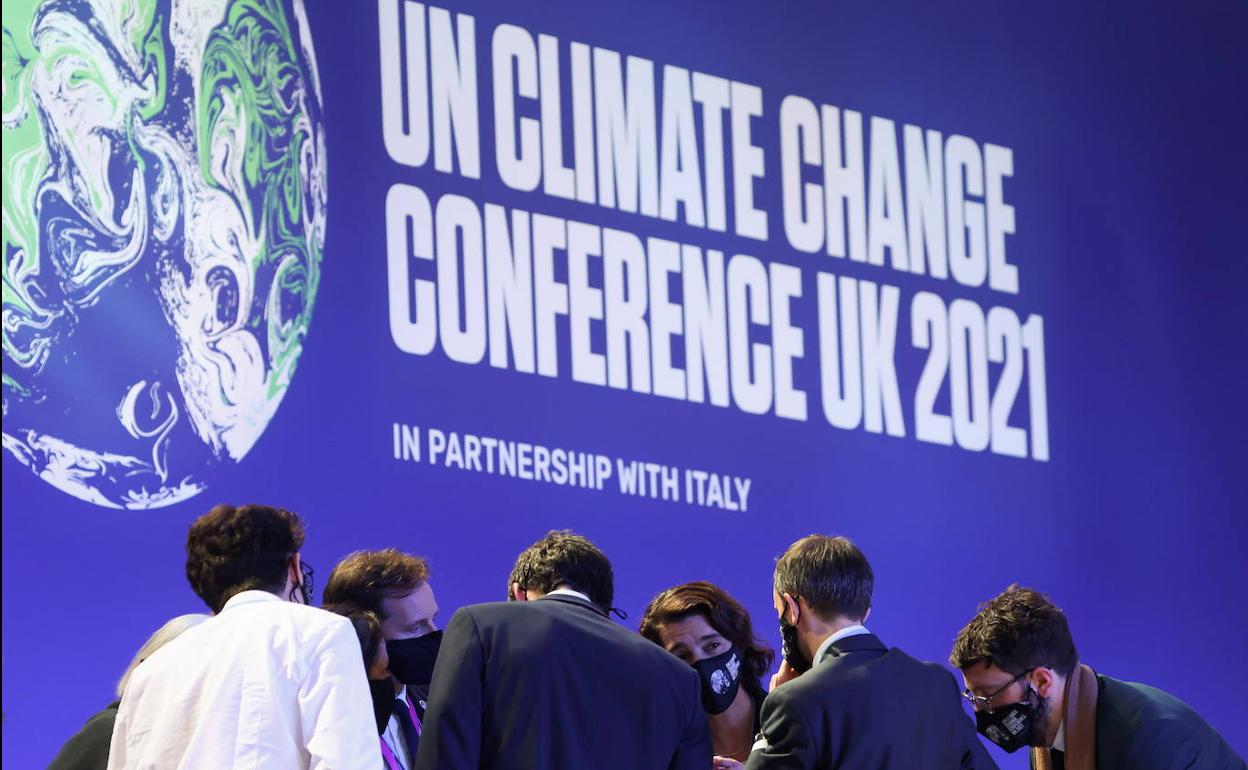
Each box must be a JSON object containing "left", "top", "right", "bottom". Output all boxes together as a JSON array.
[
  {"left": 743, "top": 535, "right": 994, "bottom": 769},
  {"left": 413, "top": 530, "right": 711, "bottom": 770},
  {"left": 952, "top": 585, "right": 1245, "bottom": 769}
]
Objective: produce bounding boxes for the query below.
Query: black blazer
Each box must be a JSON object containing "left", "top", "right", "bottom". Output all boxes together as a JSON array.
[
  {"left": 413, "top": 594, "right": 711, "bottom": 770},
  {"left": 1033, "top": 674, "right": 1246, "bottom": 770},
  {"left": 746, "top": 634, "right": 996, "bottom": 769},
  {"left": 48, "top": 701, "right": 119, "bottom": 770}
]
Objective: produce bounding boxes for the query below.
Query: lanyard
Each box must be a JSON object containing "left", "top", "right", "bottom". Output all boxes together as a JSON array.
[{"left": 379, "top": 691, "right": 422, "bottom": 770}]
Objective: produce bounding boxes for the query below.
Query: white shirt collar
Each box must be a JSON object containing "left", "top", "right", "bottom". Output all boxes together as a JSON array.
[
  {"left": 1053, "top": 716, "right": 1066, "bottom": 751},
  {"left": 544, "top": 587, "right": 592, "bottom": 603},
  {"left": 814, "top": 624, "right": 871, "bottom": 664},
  {"left": 220, "top": 589, "right": 283, "bottom": 611}
]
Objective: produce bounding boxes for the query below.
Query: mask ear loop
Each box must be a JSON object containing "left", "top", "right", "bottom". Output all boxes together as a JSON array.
[{"left": 609, "top": 607, "right": 628, "bottom": 620}]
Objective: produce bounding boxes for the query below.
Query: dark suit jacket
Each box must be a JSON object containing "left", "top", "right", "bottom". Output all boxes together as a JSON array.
[
  {"left": 1032, "top": 674, "right": 1246, "bottom": 770},
  {"left": 48, "top": 701, "right": 119, "bottom": 770},
  {"left": 746, "top": 634, "right": 995, "bottom": 769},
  {"left": 412, "top": 593, "right": 711, "bottom": 770},
  {"left": 410, "top": 684, "right": 428, "bottom": 722}
]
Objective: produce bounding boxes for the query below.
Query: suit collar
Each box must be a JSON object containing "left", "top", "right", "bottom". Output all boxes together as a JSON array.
[
  {"left": 819, "top": 632, "right": 887, "bottom": 661},
  {"left": 814, "top": 624, "right": 871, "bottom": 663},
  {"left": 537, "top": 593, "right": 607, "bottom": 617},
  {"left": 220, "top": 589, "right": 283, "bottom": 612}
]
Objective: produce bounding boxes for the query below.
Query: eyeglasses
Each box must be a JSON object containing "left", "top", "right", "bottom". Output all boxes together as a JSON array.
[
  {"left": 300, "top": 560, "right": 314, "bottom": 598},
  {"left": 960, "top": 668, "right": 1033, "bottom": 713}
]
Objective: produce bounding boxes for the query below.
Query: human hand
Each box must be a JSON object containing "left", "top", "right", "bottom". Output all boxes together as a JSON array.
[
  {"left": 712, "top": 757, "right": 745, "bottom": 770},
  {"left": 769, "top": 659, "right": 802, "bottom": 690}
]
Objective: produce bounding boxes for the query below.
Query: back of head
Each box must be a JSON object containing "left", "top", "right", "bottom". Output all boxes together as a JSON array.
[
  {"left": 322, "top": 548, "right": 429, "bottom": 616},
  {"left": 185, "top": 503, "right": 305, "bottom": 613},
  {"left": 773, "top": 534, "right": 873, "bottom": 622},
  {"left": 508, "top": 530, "right": 614, "bottom": 613},
  {"left": 950, "top": 584, "right": 1079, "bottom": 676},
  {"left": 639, "top": 580, "right": 775, "bottom": 703},
  {"left": 117, "top": 614, "right": 210, "bottom": 698}
]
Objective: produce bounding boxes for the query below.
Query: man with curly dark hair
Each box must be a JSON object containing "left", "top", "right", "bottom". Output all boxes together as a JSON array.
[
  {"left": 952, "top": 585, "right": 1244, "bottom": 769},
  {"left": 414, "top": 530, "right": 711, "bottom": 770},
  {"left": 107, "top": 504, "right": 379, "bottom": 770}
]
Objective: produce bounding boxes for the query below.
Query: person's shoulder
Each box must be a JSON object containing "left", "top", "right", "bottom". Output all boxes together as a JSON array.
[
  {"left": 1116, "top": 714, "right": 1239, "bottom": 768},
  {"left": 912, "top": 654, "right": 964, "bottom": 689},
  {"left": 1098, "top": 675, "right": 1241, "bottom": 763},
  {"left": 256, "top": 599, "right": 359, "bottom": 647},
  {"left": 279, "top": 598, "right": 356, "bottom": 629},
  {"left": 48, "top": 704, "right": 118, "bottom": 769},
  {"left": 445, "top": 600, "right": 515, "bottom": 626},
  {"left": 775, "top": 644, "right": 942, "bottom": 701},
  {"left": 1098, "top": 674, "right": 1199, "bottom": 723},
  {"left": 847, "top": 643, "right": 950, "bottom": 683},
  {"left": 451, "top": 597, "right": 600, "bottom": 626}
]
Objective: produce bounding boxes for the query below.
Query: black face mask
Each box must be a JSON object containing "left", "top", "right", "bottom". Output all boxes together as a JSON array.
[
  {"left": 368, "top": 679, "right": 393, "bottom": 735},
  {"left": 779, "top": 611, "right": 811, "bottom": 673},
  {"left": 287, "top": 579, "right": 312, "bottom": 605},
  {"left": 975, "top": 686, "right": 1045, "bottom": 753},
  {"left": 692, "top": 646, "right": 743, "bottom": 715},
  {"left": 288, "top": 559, "right": 313, "bottom": 605},
  {"left": 386, "top": 631, "right": 444, "bottom": 686}
]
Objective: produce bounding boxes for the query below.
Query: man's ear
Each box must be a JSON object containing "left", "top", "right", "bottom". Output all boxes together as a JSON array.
[
  {"left": 280, "top": 554, "right": 303, "bottom": 604},
  {"left": 510, "top": 582, "right": 528, "bottom": 602},
  {"left": 782, "top": 592, "right": 801, "bottom": 625},
  {"left": 1031, "top": 667, "right": 1059, "bottom": 698},
  {"left": 862, "top": 607, "right": 871, "bottom": 625}
]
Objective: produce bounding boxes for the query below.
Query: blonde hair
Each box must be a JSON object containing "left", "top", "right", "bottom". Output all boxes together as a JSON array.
[{"left": 117, "top": 614, "right": 210, "bottom": 698}]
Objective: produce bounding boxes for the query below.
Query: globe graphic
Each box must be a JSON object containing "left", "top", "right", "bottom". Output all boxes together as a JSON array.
[{"left": 1, "top": 0, "right": 326, "bottom": 508}]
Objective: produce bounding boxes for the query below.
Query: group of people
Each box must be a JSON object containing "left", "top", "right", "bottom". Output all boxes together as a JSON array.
[{"left": 52, "top": 503, "right": 1243, "bottom": 769}]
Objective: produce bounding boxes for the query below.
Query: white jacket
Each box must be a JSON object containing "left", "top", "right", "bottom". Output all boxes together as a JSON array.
[{"left": 108, "top": 590, "right": 380, "bottom": 769}]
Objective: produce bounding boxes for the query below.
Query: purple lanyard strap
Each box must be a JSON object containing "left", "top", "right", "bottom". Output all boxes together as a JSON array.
[{"left": 379, "top": 691, "right": 422, "bottom": 770}]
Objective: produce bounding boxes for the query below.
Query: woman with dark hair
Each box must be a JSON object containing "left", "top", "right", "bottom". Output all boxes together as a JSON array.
[
  {"left": 639, "top": 581, "right": 774, "bottom": 766},
  {"left": 322, "top": 603, "right": 403, "bottom": 743}
]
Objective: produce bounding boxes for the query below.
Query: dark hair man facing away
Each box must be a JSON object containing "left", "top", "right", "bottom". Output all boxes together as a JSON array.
[
  {"left": 413, "top": 530, "right": 711, "bottom": 770},
  {"left": 743, "top": 535, "right": 994, "bottom": 770},
  {"left": 107, "top": 504, "right": 378, "bottom": 770}
]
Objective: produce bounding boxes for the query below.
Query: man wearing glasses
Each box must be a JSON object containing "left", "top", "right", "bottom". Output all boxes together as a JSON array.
[
  {"left": 952, "top": 585, "right": 1245, "bottom": 769},
  {"left": 108, "top": 504, "right": 379, "bottom": 769},
  {"left": 741, "top": 535, "right": 994, "bottom": 769}
]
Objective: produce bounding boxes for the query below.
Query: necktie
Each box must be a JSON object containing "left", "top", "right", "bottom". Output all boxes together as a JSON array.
[{"left": 392, "top": 696, "right": 420, "bottom": 764}]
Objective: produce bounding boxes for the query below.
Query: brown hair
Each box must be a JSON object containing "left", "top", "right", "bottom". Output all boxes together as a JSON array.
[
  {"left": 639, "top": 581, "right": 774, "bottom": 704},
  {"left": 774, "top": 535, "right": 873, "bottom": 622},
  {"left": 185, "top": 503, "right": 305, "bottom": 613},
  {"left": 507, "top": 530, "right": 614, "bottom": 613},
  {"left": 950, "top": 584, "right": 1079, "bottom": 676},
  {"left": 323, "top": 603, "right": 385, "bottom": 673},
  {"left": 322, "top": 549, "right": 429, "bottom": 619}
]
